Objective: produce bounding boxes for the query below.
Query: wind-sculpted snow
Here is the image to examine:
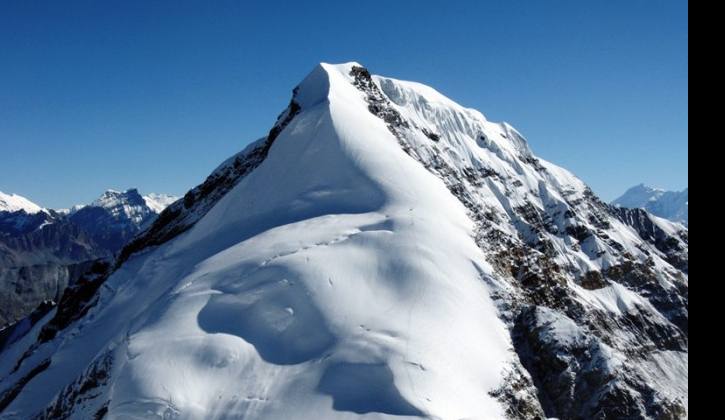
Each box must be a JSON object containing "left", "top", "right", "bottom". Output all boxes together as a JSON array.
[
  {"left": 197, "top": 267, "right": 338, "bottom": 365},
  {"left": 0, "top": 63, "right": 687, "bottom": 419},
  {"left": 317, "top": 362, "right": 424, "bottom": 416}
]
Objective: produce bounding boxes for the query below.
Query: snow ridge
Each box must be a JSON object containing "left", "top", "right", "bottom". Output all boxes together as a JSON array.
[
  {"left": 0, "top": 63, "right": 688, "bottom": 420},
  {"left": 0, "top": 192, "right": 43, "bottom": 215}
]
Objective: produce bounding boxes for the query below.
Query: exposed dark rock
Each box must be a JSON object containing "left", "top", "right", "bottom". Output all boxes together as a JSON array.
[
  {"left": 565, "top": 225, "right": 592, "bottom": 242},
  {"left": 0, "top": 358, "right": 51, "bottom": 412},
  {"left": 0, "top": 258, "right": 108, "bottom": 329},
  {"left": 512, "top": 306, "right": 687, "bottom": 420},
  {"left": 350, "top": 66, "right": 409, "bottom": 138},
  {"left": 489, "top": 366, "right": 547, "bottom": 420},
  {"left": 611, "top": 206, "right": 688, "bottom": 273},
  {"left": 348, "top": 64, "right": 688, "bottom": 419},
  {"left": 421, "top": 128, "right": 440, "bottom": 142},
  {"left": 40, "top": 351, "right": 113, "bottom": 419},
  {"left": 604, "top": 262, "right": 688, "bottom": 335},
  {"left": 37, "top": 260, "right": 111, "bottom": 344},
  {"left": 94, "top": 403, "right": 109, "bottom": 420},
  {"left": 513, "top": 306, "right": 614, "bottom": 419},
  {"left": 0, "top": 300, "right": 56, "bottom": 353},
  {"left": 0, "top": 210, "right": 57, "bottom": 238},
  {"left": 580, "top": 271, "right": 608, "bottom": 290}
]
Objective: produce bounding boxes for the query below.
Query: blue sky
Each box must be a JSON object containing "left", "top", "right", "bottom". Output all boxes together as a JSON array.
[{"left": 0, "top": 1, "right": 688, "bottom": 208}]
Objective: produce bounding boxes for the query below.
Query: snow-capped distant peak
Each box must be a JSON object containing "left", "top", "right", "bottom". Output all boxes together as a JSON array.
[
  {"left": 143, "top": 193, "right": 179, "bottom": 213},
  {"left": 612, "top": 183, "right": 665, "bottom": 207},
  {"left": 613, "top": 183, "right": 688, "bottom": 226},
  {"left": 0, "top": 190, "right": 43, "bottom": 214},
  {"left": 81, "top": 188, "right": 152, "bottom": 225},
  {"left": 91, "top": 189, "right": 144, "bottom": 209},
  {"left": 55, "top": 204, "right": 86, "bottom": 215}
]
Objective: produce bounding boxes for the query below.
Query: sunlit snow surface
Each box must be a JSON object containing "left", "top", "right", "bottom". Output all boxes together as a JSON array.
[
  {"left": 143, "top": 193, "right": 179, "bottom": 214},
  {"left": 0, "top": 191, "right": 43, "bottom": 214},
  {"left": 0, "top": 63, "right": 687, "bottom": 419}
]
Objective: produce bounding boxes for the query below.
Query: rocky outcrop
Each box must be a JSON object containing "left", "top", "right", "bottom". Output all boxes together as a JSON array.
[
  {"left": 611, "top": 206, "right": 688, "bottom": 273},
  {"left": 0, "top": 219, "right": 111, "bottom": 326},
  {"left": 348, "top": 65, "right": 688, "bottom": 419}
]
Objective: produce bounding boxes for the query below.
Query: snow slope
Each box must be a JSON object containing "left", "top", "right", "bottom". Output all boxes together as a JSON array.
[
  {"left": 613, "top": 184, "right": 688, "bottom": 226},
  {"left": 0, "top": 63, "right": 688, "bottom": 419},
  {"left": 0, "top": 192, "right": 42, "bottom": 215}
]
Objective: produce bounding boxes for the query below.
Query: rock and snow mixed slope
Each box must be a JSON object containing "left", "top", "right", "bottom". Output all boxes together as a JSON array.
[
  {"left": 0, "top": 191, "right": 105, "bottom": 327},
  {"left": 613, "top": 184, "right": 688, "bottom": 226},
  {"left": 0, "top": 192, "right": 49, "bottom": 239},
  {"left": 0, "top": 63, "right": 688, "bottom": 419}
]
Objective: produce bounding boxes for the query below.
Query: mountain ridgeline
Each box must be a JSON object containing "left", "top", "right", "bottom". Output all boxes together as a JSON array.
[
  {"left": 0, "top": 63, "right": 687, "bottom": 419},
  {"left": 613, "top": 184, "right": 688, "bottom": 227},
  {"left": 0, "top": 189, "right": 177, "bottom": 327}
]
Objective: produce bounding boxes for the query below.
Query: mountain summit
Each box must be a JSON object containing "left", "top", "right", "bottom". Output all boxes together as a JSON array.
[
  {"left": 68, "top": 189, "right": 178, "bottom": 253},
  {"left": 0, "top": 191, "right": 43, "bottom": 214},
  {"left": 0, "top": 63, "right": 688, "bottom": 419},
  {"left": 613, "top": 184, "right": 688, "bottom": 226}
]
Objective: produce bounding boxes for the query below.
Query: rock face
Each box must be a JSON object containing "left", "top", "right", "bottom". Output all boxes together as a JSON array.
[
  {"left": 0, "top": 63, "right": 687, "bottom": 419},
  {"left": 0, "top": 213, "right": 110, "bottom": 327},
  {"left": 358, "top": 66, "right": 688, "bottom": 419},
  {"left": 613, "top": 184, "right": 688, "bottom": 226},
  {"left": 612, "top": 207, "right": 689, "bottom": 274}
]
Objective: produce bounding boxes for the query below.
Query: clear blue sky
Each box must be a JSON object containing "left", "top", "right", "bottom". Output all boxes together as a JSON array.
[{"left": 0, "top": 1, "right": 688, "bottom": 208}]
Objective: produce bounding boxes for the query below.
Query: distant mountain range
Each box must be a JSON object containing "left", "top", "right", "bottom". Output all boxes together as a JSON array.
[
  {"left": 612, "top": 184, "right": 688, "bottom": 226},
  {"left": 0, "top": 189, "right": 178, "bottom": 326}
]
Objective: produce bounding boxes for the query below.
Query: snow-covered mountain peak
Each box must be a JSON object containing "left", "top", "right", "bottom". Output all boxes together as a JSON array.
[
  {"left": 142, "top": 193, "right": 178, "bottom": 213},
  {"left": 613, "top": 183, "right": 688, "bottom": 226},
  {"left": 616, "top": 183, "right": 665, "bottom": 204},
  {"left": 293, "top": 62, "right": 358, "bottom": 107},
  {"left": 294, "top": 62, "right": 535, "bottom": 167},
  {"left": 0, "top": 63, "right": 688, "bottom": 419},
  {"left": 0, "top": 190, "right": 43, "bottom": 214},
  {"left": 90, "top": 188, "right": 145, "bottom": 209}
]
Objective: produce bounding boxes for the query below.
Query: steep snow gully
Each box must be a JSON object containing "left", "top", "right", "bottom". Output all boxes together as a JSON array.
[{"left": 0, "top": 63, "right": 687, "bottom": 419}]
